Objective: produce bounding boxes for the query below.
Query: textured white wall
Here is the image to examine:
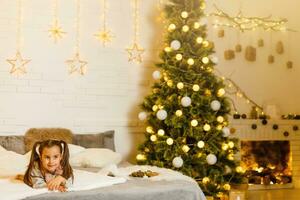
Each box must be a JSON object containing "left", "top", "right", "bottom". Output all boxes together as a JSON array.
[{"left": 0, "top": 0, "right": 299, "bottom": 160}]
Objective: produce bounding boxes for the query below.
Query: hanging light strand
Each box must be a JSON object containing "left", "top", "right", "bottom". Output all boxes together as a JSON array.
[
  {"left": 208, "top": 5, "right": 296, "bottom": 32},
  {"left": 101, "top": 0, "right": 107, "bottom": 30},
  {"left": 126, "top": 0, "right": 144, "bottom": 63},
  {"left": 75, "top": 0, "right": 80, "bottom": 53},
  {"left": 52, "top": 0, "right": 58, "bottom": 21},
  {"left": 16, "top": 0, "right": 22, "bottom": 52},
  {"left": 133, "top": 0, "right": 140, "bottom": 43}
]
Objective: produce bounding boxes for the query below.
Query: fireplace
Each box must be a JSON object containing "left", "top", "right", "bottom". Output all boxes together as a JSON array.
[
  {"left": 240, "top": 140, "right": 292, "bottom": 187},
  {"left": 230, "top": 119, "right": 300, "bottom": 190}
]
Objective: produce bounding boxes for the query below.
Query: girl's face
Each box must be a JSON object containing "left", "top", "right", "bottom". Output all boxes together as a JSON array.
[{"left": 40, "top": 145, "right": 62, "bottom": 173}]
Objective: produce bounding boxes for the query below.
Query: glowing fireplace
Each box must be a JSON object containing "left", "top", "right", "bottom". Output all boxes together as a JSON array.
[{"left": 241, "top": 140, "right": 292, "bottom": 187}]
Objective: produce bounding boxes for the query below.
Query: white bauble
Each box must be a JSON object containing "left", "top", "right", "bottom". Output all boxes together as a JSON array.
[
  {"left": 210, "top": 56, "right": 219, "bottom": 64},
  {"left": 222, "top": 127, "right": 230, "bottom": 137},
  {"left": 211, "top": 100, "right": 221, "bottom": 111},
  {"left": 156, "top": 109, "right": 168, "bottom": 120},
  {"left": 170, "top": 40, "right": 181, "bottom": 50},
  {"left": 206, "top": 154, "right": 217, "bottom": 165},
  {"left": 172, "top": 156, "right": 183, "bottom": 168},
  {"left": 152, "top": 70, "right": 161, "bottom": 80},
  {"left": 181, "top": 96, "right": 192, "bottom": 107},
  {"left": 138, "top": 112, "right": 147, "bottom": 121}
]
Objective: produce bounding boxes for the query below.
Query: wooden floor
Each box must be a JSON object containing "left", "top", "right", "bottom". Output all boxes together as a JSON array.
[{"left": 247, "top": 189, "right": 300, "bottom": 200}]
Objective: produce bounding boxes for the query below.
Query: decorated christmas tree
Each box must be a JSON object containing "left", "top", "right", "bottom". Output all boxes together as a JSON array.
[{"left": 136, "top": 0, "right": 245, "bottom": 198}]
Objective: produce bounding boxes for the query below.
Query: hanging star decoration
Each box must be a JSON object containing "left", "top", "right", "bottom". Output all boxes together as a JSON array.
[
  {"left": 94, "top": 29, "right": 113, "bottom": 46},
  {"left": 65, "top": 53, "right": 87, "bottom": 75},
  {"left": 126, "top": 42, "right": 145, "bottom": 63},
  {"left": 7, "top": 51, "right": 31, "bottom": 75},
  {"left": 48, "top": 19, "right": 66, "bottom": 43}
]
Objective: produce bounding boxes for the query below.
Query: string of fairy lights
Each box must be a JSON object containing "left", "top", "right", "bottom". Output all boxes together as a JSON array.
[
  {"left": 65, "top": 0, "right": 88, "bottom": 75},
  {"left": 48, "top": 0, "right": 66, "bottom": 43},
  {"left": 94, "top": 0, "right": 114, "bottom": 46},
  {"left": 126, "top": 0, "right": 145, "bottom": 63},
  {"left": 6, "top": 0, "right": 31, "bottom": 75},
  {"left": 208, "top": 5, "right": 294, "bottom": 32}
]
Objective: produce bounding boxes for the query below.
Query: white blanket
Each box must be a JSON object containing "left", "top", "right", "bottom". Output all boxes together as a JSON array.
[
  {"left": 98, "top": 164, "right": 197, "bottom": 183},
  {"left": 0, "top": 169, "right": 126, "bottom": 200}
]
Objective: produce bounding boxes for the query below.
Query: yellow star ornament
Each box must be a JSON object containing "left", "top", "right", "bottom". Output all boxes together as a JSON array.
[
  {"left": 48, "top": 20, "right": 66, "bottom": 43},
  {"left": 126, "top": 43, "right": 145, "bottom": 63},
  {"left": 7, "top": 51, "right": 31, "bottom": 75},
  {"left": 65, "top": 53, "right": 88, "bottom": 75},
  {"left": 94, "top": 29, "right": 113, "bottom": 46}
]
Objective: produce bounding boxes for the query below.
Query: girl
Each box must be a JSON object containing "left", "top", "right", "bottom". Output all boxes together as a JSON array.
[{"left": 23, "top": 139, "right": 74, "bottom": 192}]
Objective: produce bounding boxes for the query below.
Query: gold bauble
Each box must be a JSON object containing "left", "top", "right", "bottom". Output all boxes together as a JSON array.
[
  {"left": 152, "top": 105, "right": 158, "bottom": 111},
  {"left": 197, "top": 141, "right": 205, "bottom": 148},
  {"left": 217, "top": 88, "right": 226, "bottom": 97},
  {"left": 181, "top": 11, "right": 188, "bottom": 19},
  {"left": 202, "top": 177, "right": 210, "bottom": 184},
  {"left": 182, "top": 25, "right": 190, "bottom": 32},
  {"left": 157, "top": 129, "right": 165, "bottom": 136},
  {"left": 192, "top": 84, "right": 200, "bottom": 91},
  {"left": 164, "top": 47, "right": 172, "bottom": 52},
  {"left": 167, "top": 80, "right": 173, "bottom": 87},
  {"left": 202, "top": 40, "right": 209, "bottom": 47},
  {"left": 136, "top": 154, "right": 146, "bottom": 161},
  {"left": 177, "top": 82, "right": 184, "bottom": 89},
  {"left": 203, "top": 124, "right": 211, "bottom": 131},
  {"left": 206, "top": 67, "right": 213, "bottom": 73},
  {"left": 175, "top": 53, "right": 183, "bottom": 61},
  {"left": 187, "top": 58, "right": 195, "bottom": 65},
  {"left": 216, "top": 125, "right": 223, "bottom": 130},
  {"left": 228, "top": 141, "right": 235, "bottom": 148},
  {"left": 223, "top": 184, "right": 231, "bottom": 191},
  {"left": 200, "top": 2, "right": 206, "bottom": 10},
  {"left": 222, "top": 143, "right": 229, "bottom": 151},
  {"left": 236, "top": 166, "right": 244, "bottom": 173},
  {"left": 166, "top": 138, "right": 174, "bottom": 145},
  {"left": 227, "top": 154, "right": 234, "bottom": 160},
  {"left": 146, "top": 126, "right": 153, "bottom": 133},
  {"left": 191, "top": 119, "right": 198, "bottom": 127},
  {"left": 197, "top": 152, "right": 203, "bottom": 158},
  {"left": 150, "top": 135, "right": 157, "bottom": 142},
  {"left": 204, "top": 89, "right": 211, "bottom": 96},
  {"left": 168, "top": 24, "right": 176, "bottom": 31},
  {"left": 196, "top": 37, "right": 203, "bottom": 44},
  {"left": 158, "top": 105, "right": 164, "bottom": 109},
  {"left": 182, "top": 145, "right": 190, "bottom": 153},
  {"left": 194, "top": 22, "right": 200, "bottom": 29},
  {"left": 217, "top": 116, "right": 224, "bottom": 123},
  {"left": 202, "top": 57, "right": 209, "bottom": 64},
  {"left": 175, "top": 110, "right": 183, "bottom": 117}
]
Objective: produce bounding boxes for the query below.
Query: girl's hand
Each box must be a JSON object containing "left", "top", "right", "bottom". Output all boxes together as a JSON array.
[
  {"left": 58, "top": 185, "right": 67, "bottom": 192},
  {"left": 47, "top": 176, "right": 66, "bottom": 191}
]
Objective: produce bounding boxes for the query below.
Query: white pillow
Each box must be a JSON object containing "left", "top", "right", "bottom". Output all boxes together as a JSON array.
[
  {"left": 0, "top": 150, "right": 28, "bottom": 178},
  {"left": 68, "top": 144, "right": 86, "bottom": 157},
  {"left": 70, "top": 148, "right": 122, "bottom": 168},
  {"left": 0, "top": 145, "right": 7, "bottom": 152}
]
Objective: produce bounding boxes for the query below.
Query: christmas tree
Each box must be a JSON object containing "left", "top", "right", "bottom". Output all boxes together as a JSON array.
[{"left": 136, "top": 0, "right": 245, "bottom": 198}]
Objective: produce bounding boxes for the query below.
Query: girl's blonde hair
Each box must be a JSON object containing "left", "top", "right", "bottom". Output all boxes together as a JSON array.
[{"left": 23, "top": 139, "right": 74, "bottom": 187}]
